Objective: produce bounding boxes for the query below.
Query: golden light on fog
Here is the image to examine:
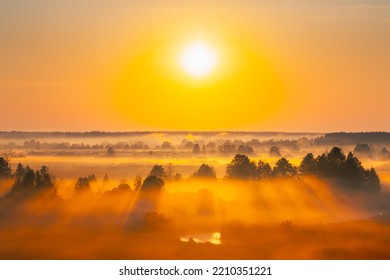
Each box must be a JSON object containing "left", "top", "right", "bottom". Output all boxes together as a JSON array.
[{"left": 179, "top": 41, "right": 217, "bottom": 78}]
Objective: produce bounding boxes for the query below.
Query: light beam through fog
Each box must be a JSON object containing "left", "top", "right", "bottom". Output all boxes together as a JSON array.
[{"left": 1, "top": 132, "right": 390, "bottom": 259}]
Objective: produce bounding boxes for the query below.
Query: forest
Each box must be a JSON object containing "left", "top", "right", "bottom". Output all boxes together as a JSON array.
[{"left": 0, "top": 142, "right": 389, "bottom": 259}]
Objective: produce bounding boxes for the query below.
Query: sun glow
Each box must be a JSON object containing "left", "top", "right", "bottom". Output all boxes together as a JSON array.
[
  {"left": 179, "top": 41, "right": 217, "bottom": 78},
  {"left": 113, "top": 28, "right": 284, "bottom": 130}
]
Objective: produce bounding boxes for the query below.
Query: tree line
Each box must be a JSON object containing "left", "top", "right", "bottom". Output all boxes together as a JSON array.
[
  {"left": 0, "top": 146, "right": 381, "bottom": 199},
  {"left": 225, "top": 147, "right": 381, "bottom": 192}
]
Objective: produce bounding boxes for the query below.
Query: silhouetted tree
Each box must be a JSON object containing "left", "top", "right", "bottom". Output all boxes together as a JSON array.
[
  {"left": 299, "top": 148, "right": 382, "bottom": 192},
  {"left": 193, "top": 164, "right": 216, "bottom": 179},
  {"left": 0, "top": 157, "right": 12, "bottom": 179},
  {"left": 300, "top": 153, "right": 317, "bottom": 175},
  {"left": 273, "top": 158, "right": 298, "bottom": 178},
  {"left": 364, "top": 168, "right": 381, "bottom": 192},
  {"left": 103, "top": 173, "right": 109, "bottom": 183},
  {"left": 75, "top": 177, "right": 91, "bottom": 192},
  {"left": 172, "top": 173, "right": 182, "bottom": 181},
  {"left": 106, "top": 146, "right": 115, "bottom": 156},
  {"left": 291, "top": 143, "right": 300, "bottom": 152},
  {"left": 220, "top": 141, "right": 236, "bottom": 154},
  {"left": 106, "top": 180, "right": 131, "bottom": 195},
  {"left": 141, "top": 175, "right": 165, "bottom": 192},
  {"left": 149, "top": 165, "right": 166, "bottom": 178},
  {"left": 182, "top": 140, "right": 194, "bottom": 149},
  {"left": 133, "top": 175, "right": 143, "bottom": 191},
  {"left": 316, "top": 153, "right": 328, "bottom": 176},
  {"left": 9, "top": 165, "right": 35, "bottom": 197},
  {"left": 206, "top": 142, "right": 216, "bottom": 151},
  {"left": 192, "top": 144, "right": 201, "bottom": 154},
  {"left": 269, "top": 146, "right": 281, "bottom": 157},
  {"left": 226, "top": 154, "right": 257, "bottom": 179},
  {"left": 326, "top": 147, "right": 346, "bottom": 176},
  {"left": 380, "top": 147, "right": 390, "bottom": 159},
  {"left": 14, "top": 163, "right": 25, "bottom": 180},
  {"left": 35, "top": 166, "right": 54, "bottom": 190},
  {"left": 161, "top": 141, "right": 173, "bottom": 150},
  {"left": 237, "top": 145, "right": 254, "bottom": 155},
  {"left": 130, "top": 141, "right": 146, "bottom": 150},
  {"left": 87, "top": 174, "right": 97, "bottom": 182},
  {"left": 343, "top": 152, "right": 365, "bottom": 183},
  {"left": 7, "top": 164, "right": 56, "bottom": 198},
  {"left": 354, "top": 143, "right": 373, "bottom": 158},
  {"left": 21, "top": 166, "right": 35, "bottom": 190},
  {"left": 256, "top": 160, "right": 272, "bottom": 179}
]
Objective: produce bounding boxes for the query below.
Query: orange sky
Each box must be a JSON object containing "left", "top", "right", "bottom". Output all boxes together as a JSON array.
[{"left": 0, "top": 1, "right": 389, "bottom": 132}]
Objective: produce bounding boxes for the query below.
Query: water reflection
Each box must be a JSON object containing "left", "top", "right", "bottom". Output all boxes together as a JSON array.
[{"left": 180, "top": 232, "right": 221, "bottom": 245}]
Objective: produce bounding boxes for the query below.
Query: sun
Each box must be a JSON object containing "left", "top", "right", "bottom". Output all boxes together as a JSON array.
[{"left": 179, "top": 41, "right": 218, "bottom": 78}]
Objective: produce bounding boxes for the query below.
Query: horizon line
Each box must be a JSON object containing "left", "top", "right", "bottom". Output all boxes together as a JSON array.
[{"left": 0, "top": 130, "right": 389, "bottom": 134}]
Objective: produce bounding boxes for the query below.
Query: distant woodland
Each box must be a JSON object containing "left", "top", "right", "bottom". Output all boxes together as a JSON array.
[{"left": 0, "top": 146, "right": 382, "bottom": 201}]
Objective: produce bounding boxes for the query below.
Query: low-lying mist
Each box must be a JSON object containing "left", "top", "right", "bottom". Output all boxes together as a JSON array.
[
  {"left": 1, "top": 175, "right": 390, "bottom": 259},
  {"left": 1, "top": 133, "right": 390, "bottom": 259}
]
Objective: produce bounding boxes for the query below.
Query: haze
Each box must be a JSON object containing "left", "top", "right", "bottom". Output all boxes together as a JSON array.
[{"left": 1, "top": 0, "right": 389, "bottom": 131}]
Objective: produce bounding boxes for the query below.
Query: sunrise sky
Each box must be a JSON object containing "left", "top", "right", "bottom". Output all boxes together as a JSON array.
[{"left": 0, "top": 0, "right": 389, "bottom": 132}]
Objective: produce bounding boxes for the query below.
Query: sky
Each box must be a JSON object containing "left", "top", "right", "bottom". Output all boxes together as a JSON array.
[{"left": 0, "top": 0, "right": 389, "bottom": 132}]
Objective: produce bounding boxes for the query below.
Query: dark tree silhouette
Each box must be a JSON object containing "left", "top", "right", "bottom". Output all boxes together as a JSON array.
[
  {"left": 172, "top": 173, "right": 182, "bottom": 181},
  {"left": 237, "top": 145, "right": 254, "bottom": 155},
  {"left": 10, "top": 165, "right": 35, "bottom": 197},
  {"left": 291, "top": 143, "right": 300, "bottom": 152},
  {"left": 300, "top": 153, "right": 317, "bottom": 175},
  {"left": 364, "top": 168, "right": 381, "bottom": 192},
  {"left": 256, "top": 160, "right": 272, "bottom": 179},
  {"left": 342, "top": 152, "right": 380, "bottom": 192},
  {"left": 35, "top": 166, "right": 54, "bottom": 190},
  {"left": 299, "top": 147, "right": 382, "bottom": 192},
  {"left": 182, "top": 140, "right": 194, "bottom": 149},
  {"left": 161, "top": 141, "right": 173, "bottom": 150},
  {"left": 14, "top": 163, "right": 25, "bottom": 180},
  {"left": 226, "top": 154, "right": 257, "bottom": 179},
  {"left": 273, "top": 158, "right": 298, "bottom": 178},
  {"left": 270, "top": 146, "right": 281, "bottom": 157},
  {"left": 20, "top": 166, "right": 35, "bottom": 188},
  {"left": 220, "top": 141, "right": 236, "bottom": 154},
  {"left": 0, "top": 157, "right": 12, "bottom": 179},
  {"left": 380, "top": 147, "right": 390, "bottom": 159},
  {"left": 106, "top": 181, "right": 131, "bottom": 195},
  {"left": 354, "top": 143, "right": 372, "bottom": 158},
  {"left": 7, "top": 164, "right": 56, "bottom": 198},
  {"left": 149, "top": 165, "right": 166, "bottom": 178},
  {"left": 326, "top": 147, "right": 346, "bottom": 176},
  {"left": 106, "top": 146, "right": 115, "bottom": 156},
  {"left": 315, "top": 153, "right": 328, "bottom": 176},
  {"left": 141, "top": 175, "right": 165, "bottom": 192},
  {"left": 133, "top": 175, "right": 142, "bottom": 191},
  {"left": 192, "top": 144, "right": 201, "bottom": 154},
  {"left": 75, "top": 176, "right": 91, "bottom": 192},
  {"left": 87, "top": 174, "right": 97, "bottom": 182},
  {"left": 343, "top": 152, "right": 365, "bottom": 183},
  {"left": 206, "top": 142, "right": 216, "bottom": 151},
  {"left": 193, "top": 164, "right": 216, "bottom": 179}
]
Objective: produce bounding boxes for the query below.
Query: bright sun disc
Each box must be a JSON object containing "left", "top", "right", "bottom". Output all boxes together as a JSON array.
[{"left": 180, "top": 41, "right": 217, "bottom": 78}]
